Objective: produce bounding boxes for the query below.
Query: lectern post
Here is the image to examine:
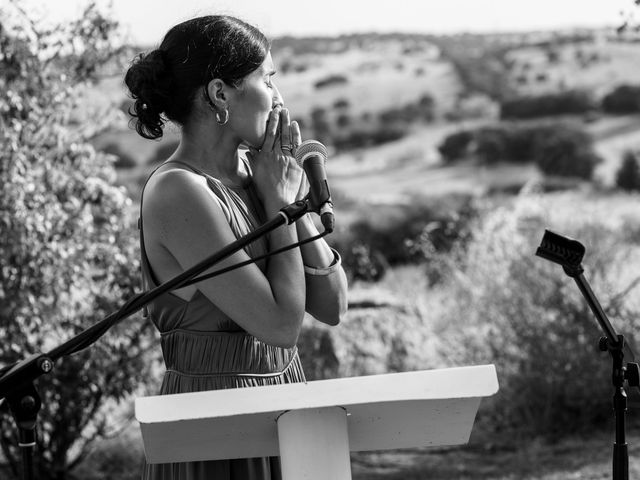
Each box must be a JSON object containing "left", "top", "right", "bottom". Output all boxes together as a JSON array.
[{"left": 277, "top": 407, "right": 352, "bottom": 480}]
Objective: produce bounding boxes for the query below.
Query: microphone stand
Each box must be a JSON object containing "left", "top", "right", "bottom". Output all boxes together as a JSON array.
[
  {"left": 536, "top": 229, "right": 640, "bottom": 480},
  {"left": 0, "top": 199, "right": 313, "bottom": 480}
]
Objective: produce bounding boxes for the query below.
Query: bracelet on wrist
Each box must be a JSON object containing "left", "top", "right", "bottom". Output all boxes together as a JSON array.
[{"left": 304, "top": 248, "right": 342, "bottom": 276}]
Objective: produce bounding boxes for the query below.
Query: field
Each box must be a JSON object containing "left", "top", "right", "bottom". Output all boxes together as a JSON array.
[{"left": 506, "top": 40, "right": 640, "bottom": 98}]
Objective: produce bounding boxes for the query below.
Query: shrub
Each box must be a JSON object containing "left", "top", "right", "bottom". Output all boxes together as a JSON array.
[
  {"left": 500, "top": 90, "right": 596, "bottom": 119},
  {"left": 602, "top": 85, "right": 640, "bottom": 114},
  {"left": 428, "top": 196, "right": 640, "bottom": 436},
  {"left": 72, "top": 426, "right": 144, "bottom": 480},
  {"left": 332, "top": 124, "right": 404, "bottom": 151},
  {"left": 473, "top": 127, "right": 510, "bottom": 164},
  {"left": 333, "top": 98, "right": 350, "bottom": 109},
  {"left": 330, "top": 197, "right": 477, "bottom": 282},
  {"left": 438, "top": 123, "right": 600, "bottom": 179},
  {"left": 616, "top": 150, "right": 640, "bottom": 191},
  {"left": 0, "top": 5, "right": 157, "bottom": 478},
  {"left": 313, "top": 74, "right": 348, "bottom": 89},
  {"left": 438, "top": 130, "right": 474, "bottom": 163},
  {"left": 377, "top": 95, "right": 435, "bottom": 125},
  {"left": 101, "top": 142, "right": 137, "bottom": 169},
  {"left": 336, "top": 113, "right": 350, "bottom": 127},
  {"left": 533, "top": 126, "right": 601, "bottom": 179}
]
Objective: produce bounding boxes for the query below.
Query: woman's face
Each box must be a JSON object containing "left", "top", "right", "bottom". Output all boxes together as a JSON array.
[{"left": 228, "top": 52, "right": 283, "bottom": 148}]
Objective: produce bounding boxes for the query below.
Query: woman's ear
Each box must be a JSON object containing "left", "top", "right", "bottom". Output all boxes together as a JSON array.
[{"left": 205, "top": 78, "right": 228, "bottom": 109}]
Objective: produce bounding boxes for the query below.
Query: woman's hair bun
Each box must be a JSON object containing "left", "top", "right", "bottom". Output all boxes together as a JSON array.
[
  {"left": 124, "top": 49, "right": 174, "bottom": 140},
  {"left": 124, "top": 16, "right": 270, "bottom": 140}
]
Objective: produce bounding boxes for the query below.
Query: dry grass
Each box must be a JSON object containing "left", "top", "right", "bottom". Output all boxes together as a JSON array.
[
  {"left": 274, "top": 46, "right": 462, "bottom": 119},
  {"left": 352, "top": 427, "right": 640, "bottom": 479},
  {"left": 507, "top": 41, "right": 640, "bottom": 99}
]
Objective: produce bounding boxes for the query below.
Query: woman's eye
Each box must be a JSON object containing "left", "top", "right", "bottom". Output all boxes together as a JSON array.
[{"left": 266, "top": 74, "right": 276, "bottom": 88}]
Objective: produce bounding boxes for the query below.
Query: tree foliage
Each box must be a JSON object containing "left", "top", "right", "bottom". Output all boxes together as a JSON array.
[
  {"left": 616, "top": 150, "right": 640, "bottom": 192},
  {"left": 602, "top": 84, "right": 640, "bottom": 114},
  {"left": 0, "top": 2, "right": 156, "bottom": 478},
  {"left": 438, "top": 123, "right": 601, "bottom": 180},
  {"left": 426, "top": 196, "right": 640, "bottom": 436},
  {"left": 500, "top": 90, "right": 596, "bottom": 119}
]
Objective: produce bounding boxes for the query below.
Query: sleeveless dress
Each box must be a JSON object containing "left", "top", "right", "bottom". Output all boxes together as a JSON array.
[{"left": 139, "top": 160, "right": 306, "bottom": 480}]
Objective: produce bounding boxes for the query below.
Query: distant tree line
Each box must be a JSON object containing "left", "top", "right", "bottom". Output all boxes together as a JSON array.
[
  {"left": 499, "top": 84, "right": 640, "bottom": 119},
  {"left": 438, "top": 123, "right": 601, "bottom": 179},
  {"left": 500, "top": 90, "right": 596, "bottom": 119}
]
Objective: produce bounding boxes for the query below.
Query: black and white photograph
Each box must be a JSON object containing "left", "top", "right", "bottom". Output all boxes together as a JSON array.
[{"left": 1, "top": 0, "right": 640, "bottom": 478}]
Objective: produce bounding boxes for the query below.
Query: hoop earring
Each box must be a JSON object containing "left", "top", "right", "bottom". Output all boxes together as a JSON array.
[
  {"left": 203, "top": 85, "right": 229, "bottom": 125},
  {"left": 215, "top": 108, "right": 229, "bottom": 126}
]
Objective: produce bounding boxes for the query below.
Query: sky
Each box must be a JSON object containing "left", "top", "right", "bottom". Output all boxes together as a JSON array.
[{"left": 20, "top": 0, "right": 637, "bottom": 45}]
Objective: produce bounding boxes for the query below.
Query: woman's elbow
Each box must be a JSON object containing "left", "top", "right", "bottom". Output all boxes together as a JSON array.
[
  {"left": 267, "top": 314, "right": 303, "bottom": 348},
  {"left": 312, "top": 297, "right": 348, "bottom": 326},
  {"left": 318, "top": 312, "right": 343, "bottom": 326}
]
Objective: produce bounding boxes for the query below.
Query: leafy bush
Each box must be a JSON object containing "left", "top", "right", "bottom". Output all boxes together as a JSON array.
[
  {"left": 313, "top": 74, "right": 348, "bottom": 89},
  {"left": 500, "top": 90, "right": 596, "bottom": 119},
  {"left": 333, "top": 124, "right": 405, "bottom": 151},
  {"left": 616, "top": 150, "right": 640, "bottom": 192},
  {"left": 426, "top": 196, "right": 640, "bottom": 436},
  {"left": 298, "top": 266, "right": 442, "bottom": 382},
  {"left": 438, "top": 123, "right": 600, "bottom": 179},
  {"left": 378, "top": 94, "right": 435, "bottom": 124},
  {"left": 533, "top": 126, "right": 601, "bottom": 179},
  {"left": 437, "top": 130, "right": 474, "bottom": 162},
  {"left": 71, "top": 426, "right": 144, "bottom": 480},
  {"left": 330, "top": 197, "right": 477, "bottom": 282},
  {"left": 101, "top": 142, "right": 137, "bottom": 169},
  {"left": 0, "top": 4, "right": 157, "bottom": 478},
  {"left": 602, "top": 85, "right": 640, "bottom": 114},
  {"left": 333, "top": 98, "right": 350, "bottom": 109}
]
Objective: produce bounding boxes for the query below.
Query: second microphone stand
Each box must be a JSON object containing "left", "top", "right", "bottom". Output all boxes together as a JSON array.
[{"left": 536, "top": 229, "right": 640, "bottom": 480}]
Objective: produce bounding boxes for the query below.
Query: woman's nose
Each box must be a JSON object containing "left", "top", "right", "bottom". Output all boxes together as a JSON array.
[{"left": 272, "top": 84, "right": 284, "bottom": 107}]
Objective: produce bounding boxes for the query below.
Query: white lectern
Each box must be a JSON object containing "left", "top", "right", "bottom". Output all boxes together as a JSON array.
[{"left": 136, "top": 365, "right": 498, "bottom": 479}]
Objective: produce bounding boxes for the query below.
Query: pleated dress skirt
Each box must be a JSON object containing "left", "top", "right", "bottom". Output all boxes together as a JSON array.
[{"left": 141, "top": 329, "right": 306, "bottom": 480}]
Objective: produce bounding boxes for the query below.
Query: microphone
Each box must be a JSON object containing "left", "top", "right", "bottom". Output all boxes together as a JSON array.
[
  {"left": 294, "top": 140, "right": 334, "bottom": 233},
  {"left": 535, "top": 229, "right": 585, "bottom": 276}
]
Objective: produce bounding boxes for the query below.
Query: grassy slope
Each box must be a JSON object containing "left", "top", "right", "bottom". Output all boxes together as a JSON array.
[{"left": 507, "top": 41, "right": 640, "bottom": 99}]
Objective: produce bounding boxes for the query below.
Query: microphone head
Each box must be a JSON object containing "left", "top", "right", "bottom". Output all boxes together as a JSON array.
[
  {"left": 535, "top": 229, "right": 585, "bottom": 268},
  {"left": 295, "top": 140, "right": 328, "bottom": 167}
]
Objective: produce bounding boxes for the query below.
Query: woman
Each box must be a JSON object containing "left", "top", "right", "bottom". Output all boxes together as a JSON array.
[{"left": 124, "top": 15, "right": 348, "bottom": 480}]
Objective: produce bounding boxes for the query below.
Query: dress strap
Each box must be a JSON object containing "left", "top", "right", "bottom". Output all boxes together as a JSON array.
[
  {"left": 162, "top": 159, "right": 208, "bottom": 176},
  {"left": 163, "top": 158, "right": 253, "bottom": 187}
]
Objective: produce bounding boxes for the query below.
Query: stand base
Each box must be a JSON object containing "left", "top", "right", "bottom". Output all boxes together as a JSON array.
[{"left": 277, "top": 407, "right": 351, "bottom": 480}]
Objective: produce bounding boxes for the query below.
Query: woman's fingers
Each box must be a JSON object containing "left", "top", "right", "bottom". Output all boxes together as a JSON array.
[
  {"left": 262, "top": 106, "right": 281, "bottom": 152},
  {"left": 291, "top": 120, "right": 302, "bottom": 157},
  {"left": 280, "top": 109, "right": 292, "bottom": 155}
]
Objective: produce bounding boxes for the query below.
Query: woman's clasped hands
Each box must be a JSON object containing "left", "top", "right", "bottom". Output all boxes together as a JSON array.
[{"left": 246, "top": 106, "right": 309, "bottom": 214}]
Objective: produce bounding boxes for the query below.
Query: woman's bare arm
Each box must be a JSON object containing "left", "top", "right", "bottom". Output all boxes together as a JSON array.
[
  {"left": 296, "top": 214, "right": 348, "bottom": 326},
  {"left": 144, "top": 169, "right": 305, "bottom": 347}
]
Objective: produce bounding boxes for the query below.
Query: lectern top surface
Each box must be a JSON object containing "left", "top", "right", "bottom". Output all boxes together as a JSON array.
[{"left": 136, "top": 365, "right": 498, "bottom": 423}]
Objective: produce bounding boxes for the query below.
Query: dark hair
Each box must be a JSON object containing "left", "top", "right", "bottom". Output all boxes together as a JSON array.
[{"left": 124, "top": 15, "right": 269, "bottom": 140}]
